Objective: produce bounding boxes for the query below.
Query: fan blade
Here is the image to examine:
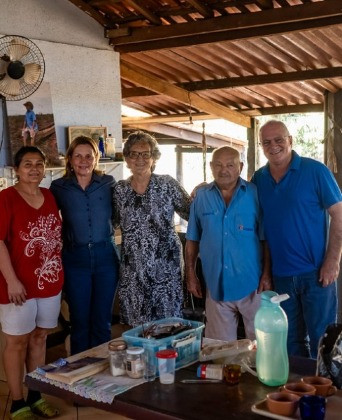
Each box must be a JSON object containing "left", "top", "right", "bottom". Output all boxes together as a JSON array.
[
  {"left": 0, "top": 74, "right": 20, "bottom": 96},
  {"left": 9, "top": 38, "right": 30, "bottom": 61},
  {"left": 24, "top": 63, "right": 41, "bottom": 84}
]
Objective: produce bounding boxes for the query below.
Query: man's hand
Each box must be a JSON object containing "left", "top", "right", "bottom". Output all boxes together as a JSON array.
[
  {"left": 186, "top": 272, "right": 203, "bottom": 298},
  {"left": 190, "top": 182, "right": 207, "bottom": 200},
  {"left": 7, "top": 279, "right": 27, "bottom": 306},
  {"left": 319, "top": 257, "right": 339, "bottom": 287},
  {"left": 257, "top": 272, "right": 273, "bottom": 293}
]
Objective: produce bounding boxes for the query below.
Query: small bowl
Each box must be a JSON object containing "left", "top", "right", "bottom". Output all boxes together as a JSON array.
[
  {"left": 301, "top": 376, "right": 337, "bottom": 397},
  {"left": 281, "top": 382, "right": 316, "bottom": 396},
  {"left": 266, "top": 392, "right": 300, "bottom": 417}
]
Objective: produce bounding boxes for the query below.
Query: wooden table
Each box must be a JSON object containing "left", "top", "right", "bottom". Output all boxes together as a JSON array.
[{"left": 26, "top": 357, "right": 317, "bottom": 419}]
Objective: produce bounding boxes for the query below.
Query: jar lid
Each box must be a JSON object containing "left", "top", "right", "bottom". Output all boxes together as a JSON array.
[
  {"left": 108, "top": 340, "right": 127, "bottom": 351},
  {"left": 156, "top": 349, "right": 178, "bottom": 359},
  {"left": 126, "top": 346, "right": 144, "bottom": 355}
]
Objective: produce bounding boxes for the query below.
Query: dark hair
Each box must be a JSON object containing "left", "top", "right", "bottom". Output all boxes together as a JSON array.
[
  {"left": 14, "top": 146, "right": 46, "bottom": 168},
  {"left": 64, "top": 136, "right": 100, "bottom": 178},
  {"left": 123, "top": 131, "right": 161, "bottom": 172}
]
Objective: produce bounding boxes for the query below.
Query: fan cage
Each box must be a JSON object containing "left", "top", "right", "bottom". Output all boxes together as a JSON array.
[{"left": 0, "top": 35, "right": 45, "bottom": 101}]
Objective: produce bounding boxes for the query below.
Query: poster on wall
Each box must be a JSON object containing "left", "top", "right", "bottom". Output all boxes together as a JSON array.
[{"left": 6, "top": 82, "right": 62, "bottom": 167}]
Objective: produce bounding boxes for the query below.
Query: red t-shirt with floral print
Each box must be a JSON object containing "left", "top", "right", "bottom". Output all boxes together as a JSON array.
[{"left": 0, "top": 186, "right": 64, "bottom": 304}]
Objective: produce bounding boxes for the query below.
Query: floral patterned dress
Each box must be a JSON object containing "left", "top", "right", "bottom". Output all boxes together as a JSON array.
[{"left": 113, "top": 174, "right": 191, "bottom": 326}]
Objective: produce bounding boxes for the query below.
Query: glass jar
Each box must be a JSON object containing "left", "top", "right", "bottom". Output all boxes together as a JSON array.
[
  {"left": 108, "top": 340, "right": 127, "bottom": 377},
  {"left": 126, "top": 347, "right": 144, "bottom": 379}
]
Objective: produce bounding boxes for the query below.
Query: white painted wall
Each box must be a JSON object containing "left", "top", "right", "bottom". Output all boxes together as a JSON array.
[{"left": 0, "top": 0, "right": 122, "bottom": 162}]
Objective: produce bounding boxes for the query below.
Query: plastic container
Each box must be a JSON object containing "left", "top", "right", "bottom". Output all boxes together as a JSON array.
[
  {"left": 255, "top": 291, "right": 289, "bottom": 386},
  {"left": 126, "top": 347, "right": 144, "bottom": 379},
  {"left": 106, "top": 134, "right": 116, "bottom": 159},
  {"left": 197, "top": 364, "right": 224, "bottom": 380},
  {"left": 108, "top": 340, "right": 127, "bottom": 377},
  {"left": 122, "top": 317, "right": 204, "bottom": 375},
  {"left": 156, "top": 349, "right": 178, "bottom": 384}
]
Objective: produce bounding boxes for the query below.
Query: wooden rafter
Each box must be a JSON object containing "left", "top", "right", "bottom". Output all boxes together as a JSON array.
[
  {"left": 107, "top": 0, "right": 342, "bottom": 51},
  {"left": 185, "top": 0, "right": 214, "bottom": 18},
  {"left": 120, "top": 61, "right": 251, "bottom": 127},
  {"left": 181, "top": 67, "right": 342, "bottom": 91},
  {"left": 124, "top": 0, "right": 162, "bottom": 25},
  {"left": 68, "top": 0, "right": 113, "bottom": 28}
]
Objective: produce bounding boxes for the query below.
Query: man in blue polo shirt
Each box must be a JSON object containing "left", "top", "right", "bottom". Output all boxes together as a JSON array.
[
  {"left": 186, "top": 146, "right": 271, "bottom": 341},
  {"left": 252, "top": 120, "right": 342, "bottom": 358}
]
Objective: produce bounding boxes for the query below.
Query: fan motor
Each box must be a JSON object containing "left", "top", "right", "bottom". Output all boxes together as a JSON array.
[{"left": 7, "top": 60, "right": 25, "bottom": 80}]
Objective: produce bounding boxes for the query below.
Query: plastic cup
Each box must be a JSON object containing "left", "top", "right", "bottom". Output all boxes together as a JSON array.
[
  {"left": 299, "top": 395, "right": 326, "bottom": 420},
  {"left": 156, "top": 349, "right": 178, "bottom": 384},
  {"left": 143, "top": 346, "right": 157, "bottom": 382}
]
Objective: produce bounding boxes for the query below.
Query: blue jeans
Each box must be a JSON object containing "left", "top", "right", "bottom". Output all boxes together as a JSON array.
[
  {"left": 273, "top": 271, "right": 337, "bottom": 359},
  {"left": 62, "top": 239, "right": 119, "bottom": 355}
]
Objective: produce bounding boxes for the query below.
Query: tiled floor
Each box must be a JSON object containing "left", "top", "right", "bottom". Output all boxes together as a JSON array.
[{"left": 0, "top": 324, "right": 132, "bottom": 419}]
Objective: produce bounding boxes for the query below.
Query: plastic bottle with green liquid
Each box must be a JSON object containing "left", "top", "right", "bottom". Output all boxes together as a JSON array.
[{"left": 255, "top": 291, "right": 290, "bottom": 386}]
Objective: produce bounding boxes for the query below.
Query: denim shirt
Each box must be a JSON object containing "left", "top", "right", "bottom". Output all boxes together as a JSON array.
[
  {"left": 50, "top": 173, "right": 115, "bottom": 246},
  {"left": 186, "top": 178, "right": 262, "bottom": 302}
]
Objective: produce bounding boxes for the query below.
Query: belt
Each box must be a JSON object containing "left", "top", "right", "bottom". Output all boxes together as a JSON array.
[{"left": 65, "top": 238, "right": 114, "bottom": 249}]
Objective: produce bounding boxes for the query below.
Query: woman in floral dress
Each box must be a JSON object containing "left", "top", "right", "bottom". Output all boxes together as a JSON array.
[{"left": 113, "top": 131, "right": 191, "bottom": 326}]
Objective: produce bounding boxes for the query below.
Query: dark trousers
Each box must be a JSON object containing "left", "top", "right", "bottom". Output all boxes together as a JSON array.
[{"left": 63, "top": 239, "right": 119, "bottom": 355}]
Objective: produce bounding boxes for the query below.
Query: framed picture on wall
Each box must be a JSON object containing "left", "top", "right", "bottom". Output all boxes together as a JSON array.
[{"left": 68, "top": 126, "right": 107, "bottom": 145}]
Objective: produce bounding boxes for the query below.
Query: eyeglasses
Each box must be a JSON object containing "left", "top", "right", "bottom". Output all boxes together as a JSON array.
[
  {"left": 260, "top": 136, "right": 289, "bottom": 148},
  {"left": 128, "top": 151, "right": 152, "bottom": 159}
]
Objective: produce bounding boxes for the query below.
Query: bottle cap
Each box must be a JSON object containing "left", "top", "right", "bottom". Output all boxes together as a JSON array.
[
  {"left": 126, "top": 346, "right": 144, "bottom": 355},
  {"left": 108, "top": 340, "right": 127, "bottom": 351},
  {"left": 270, "top": 293, "right": 290, "bottom": 304},
  {"left": 156, "top": 349, "right": 178, "bottom": 359}
]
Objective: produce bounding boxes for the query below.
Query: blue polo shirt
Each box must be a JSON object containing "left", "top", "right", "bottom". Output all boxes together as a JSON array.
[
  {"left": 186, "top": 178, "right": 262, "bottom": 302},
  {"left": 252, "top": 151, "right": 342, "bottom": 277},
  {"left": 50, "top": 173, "right": 115, "bottom": 246}
]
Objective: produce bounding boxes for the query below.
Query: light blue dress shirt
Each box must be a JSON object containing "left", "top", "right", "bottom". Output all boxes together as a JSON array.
[{"left": 186, "top": 178, "right": 262, "bottom": 302}]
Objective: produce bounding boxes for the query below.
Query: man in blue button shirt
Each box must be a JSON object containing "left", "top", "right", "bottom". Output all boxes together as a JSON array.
[
  {"left": 186, "top": 146, "right": 271, "bottom": 341},
  {"left": 252, "top": 120, "right": 342, "bottom": 358}
]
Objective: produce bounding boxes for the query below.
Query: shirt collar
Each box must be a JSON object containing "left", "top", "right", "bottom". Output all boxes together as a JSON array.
[
  {"left": 261, "top": 150, "right": 300, "bottom": 175},
  {"left": 209, "top": 176, "right": 246, "bottom": 191},
  {"left": 62, "top": 172, "right": 102, "bottom": 186}
]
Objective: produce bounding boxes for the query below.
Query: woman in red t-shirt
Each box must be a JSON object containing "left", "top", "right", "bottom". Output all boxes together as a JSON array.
[{"left": 0, "top": 146, "right": 63, "bottom": 419}]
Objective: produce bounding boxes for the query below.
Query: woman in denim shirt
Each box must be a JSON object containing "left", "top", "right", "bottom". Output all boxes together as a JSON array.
[{"left": 50, "top": 136, "right": 119, "bottom": 354}]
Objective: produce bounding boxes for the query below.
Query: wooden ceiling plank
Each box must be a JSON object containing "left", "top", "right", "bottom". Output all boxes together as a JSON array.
[
  {"left": 124, "top": 0, "right": 162, "bottom": 25},
  {"left": 68, "top": 0, "right": 114, "bottom": 27},
  {"left": 258, "top": 103, "right": 323, "bottom": 114},
  {"left": 185, "top": 0, "right": 214, "bottom": 18},
  {"left": 107, "top": 1, "right": 342, "bottom": 48},
  {"left": 120, "top": 60, "right": 252, "bottom": 127}
]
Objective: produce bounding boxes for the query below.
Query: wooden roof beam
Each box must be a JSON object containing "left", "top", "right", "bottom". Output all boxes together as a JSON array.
[
  {"left": 185, "top": 0, "right": 214, "bottom": 18},
  {"left": 122, "top": 103, "right": 324, "bottom": 125},
  {"left": 107, "top": 0, "right": 342, "bottom": 52},
  {"left": 181, "top": 67, "right": 342, "bottom": 91},
  {"left": 124, "top": 0, "right": 162, "bottom": 25},
  {"left": 122, "top": 67, "right": 342, "bottom": 98},
  {"left": 120, "top": 61, "right": 251, "bottom": 127}
]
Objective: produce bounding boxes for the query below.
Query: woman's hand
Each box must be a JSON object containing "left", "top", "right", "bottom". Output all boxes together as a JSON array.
[
  {"left": 7, "top": 279, "right": 27, "bottom": 306},
  {"left": 190, "top": 182, "right": 208, "bottom": 200}
]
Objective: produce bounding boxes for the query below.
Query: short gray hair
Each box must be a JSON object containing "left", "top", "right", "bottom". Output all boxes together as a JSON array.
[{"left": 123, "top": 131, "right": 161, "bottom": 172}]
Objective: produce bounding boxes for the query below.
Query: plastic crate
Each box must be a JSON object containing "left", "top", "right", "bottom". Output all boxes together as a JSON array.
[{"left": 122, "top": 317, "right": 204, "bottom": 374}]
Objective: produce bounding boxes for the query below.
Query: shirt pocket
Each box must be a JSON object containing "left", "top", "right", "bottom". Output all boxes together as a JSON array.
[{"left": 234, "top": 213, "right": 256, "bottom": 237}]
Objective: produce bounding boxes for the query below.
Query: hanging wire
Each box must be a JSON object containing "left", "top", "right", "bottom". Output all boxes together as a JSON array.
[{"left": 202, "top": 122, "right": 207, "bottom": 181}]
